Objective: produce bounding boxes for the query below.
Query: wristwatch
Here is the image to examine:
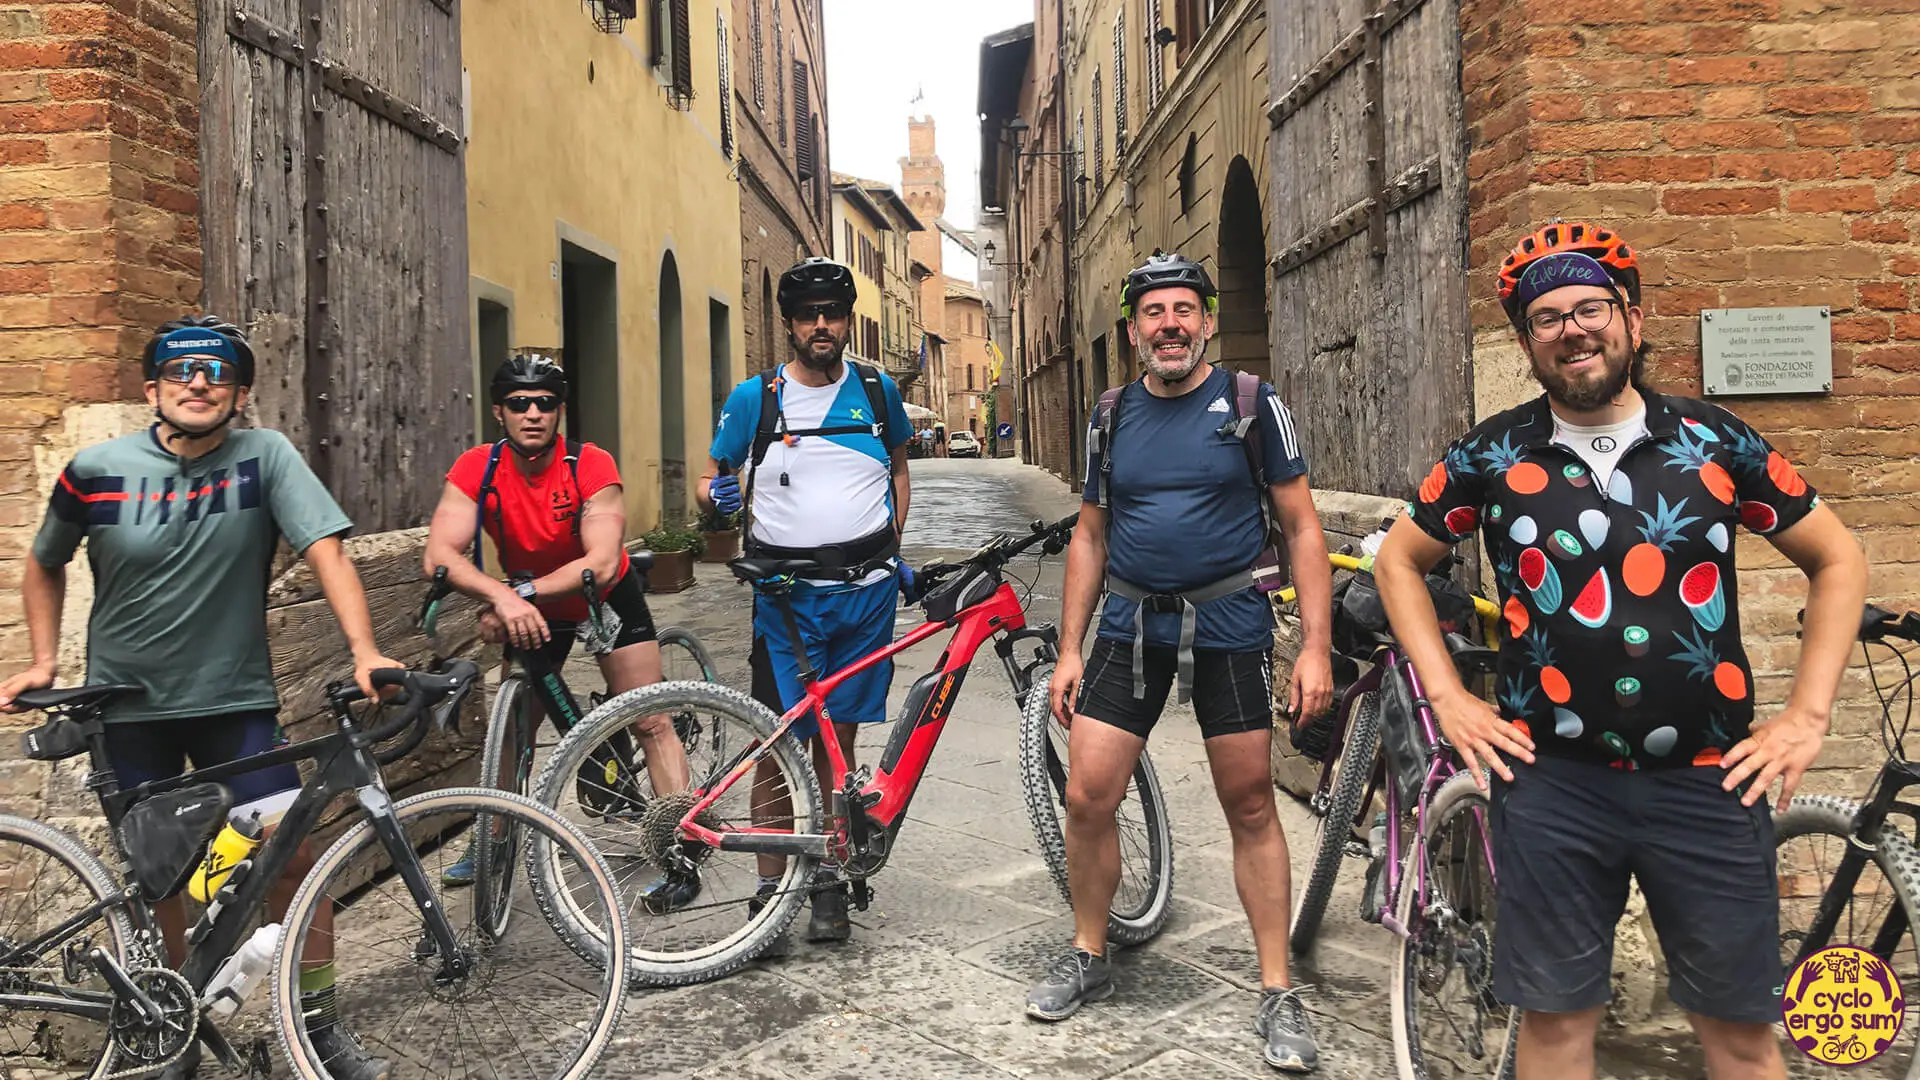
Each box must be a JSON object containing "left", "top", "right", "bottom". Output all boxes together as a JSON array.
[{"left": 513, "top": 581, "right": 538, "bottom": 602}]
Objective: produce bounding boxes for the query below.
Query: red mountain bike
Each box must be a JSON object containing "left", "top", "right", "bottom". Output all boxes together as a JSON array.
[{"left": 524, "top": 514, "right": 1172, "bottom": 986}]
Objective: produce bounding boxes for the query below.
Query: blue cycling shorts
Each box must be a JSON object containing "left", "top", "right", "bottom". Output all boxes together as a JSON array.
[{"left": 751, "top": 578, "right": 898, "bottom": 740}]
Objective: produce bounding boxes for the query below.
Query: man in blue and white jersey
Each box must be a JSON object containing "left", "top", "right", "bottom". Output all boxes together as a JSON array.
[{"left": 700, "top": 257, "right": 912, "bottom": 943}]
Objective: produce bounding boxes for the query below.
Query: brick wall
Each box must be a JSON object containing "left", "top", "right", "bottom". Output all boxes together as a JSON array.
[{"left": 1460, "top": 0, "right": 1919, "bottom": 792}]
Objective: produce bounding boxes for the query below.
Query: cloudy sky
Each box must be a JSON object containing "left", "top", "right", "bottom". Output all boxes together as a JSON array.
[{"left": 823, "top": 0, "right": 1035, "bottom": 276}]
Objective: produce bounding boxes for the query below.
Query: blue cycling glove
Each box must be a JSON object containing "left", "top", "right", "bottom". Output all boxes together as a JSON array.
[
  {"left": 897, "top": 562, "right": 924, "bottom": 604},
  {"left": 709, "top": 474, "right": 743, "bottom": 514}
]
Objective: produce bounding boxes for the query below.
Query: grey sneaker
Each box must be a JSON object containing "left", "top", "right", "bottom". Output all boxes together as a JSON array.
[
  {"left": 1254, "top": 986, "right": 1319, "bottom": 1073},
  {"left": 1025, "top": 948, "right": 1114, "bottom": 1021},
  {"left": 307, "top": 1025, "right": 392, "bottom": 1080}
]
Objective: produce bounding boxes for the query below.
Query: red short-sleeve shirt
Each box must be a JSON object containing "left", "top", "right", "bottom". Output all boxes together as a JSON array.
[{"left": 447, "top": 441, "right": 629, "bottom": 622}]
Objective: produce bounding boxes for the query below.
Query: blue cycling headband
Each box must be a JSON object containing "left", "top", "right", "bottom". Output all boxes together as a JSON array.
[
  {"left": 1512, "top": 252, "right": 1619, "bottom": 315},
  {"left": 152, "top": 326, "right": 241, "bottom": 365}
]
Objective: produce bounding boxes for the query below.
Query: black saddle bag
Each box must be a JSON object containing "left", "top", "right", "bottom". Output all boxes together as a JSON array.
[
  {"left": 21, "top": 716, "right": 88, "bottom": 761},
  {"left": 117, "top": 783, "right": 232, "bottom": 900}
]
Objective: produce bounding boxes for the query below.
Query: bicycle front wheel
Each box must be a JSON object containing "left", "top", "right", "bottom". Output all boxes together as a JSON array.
[
  {"left": 656, "top": 626, "right": 724, "bottom": 763},
  {"left": 1291, "top": 690, "right": 1382, "bottom": 954},
  {"left": 1390, "top": 771, "right": 1517, "bottom": 1080},
  {"left": 1776, "top": 794, "right": 1920, "bottom": 1079},
  {"left": 1018, "top": 663, "right": 1174, "bottom": 947},
  {"left": 0, "top": 814, "right": 139, "bottom": 1080},
  {"left": 271, "top": 789, "right": 628, "bottom": 1080},
  {"left": 474, "top": 673, "right": 536, "bottom": 941},
  {"left": 530, "top": 681, "right": 821, "bottom": 986}
]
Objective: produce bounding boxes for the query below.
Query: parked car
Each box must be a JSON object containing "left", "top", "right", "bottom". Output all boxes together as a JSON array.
[{"left": 948, "top": 431, "right": 982, "bottom": 458}]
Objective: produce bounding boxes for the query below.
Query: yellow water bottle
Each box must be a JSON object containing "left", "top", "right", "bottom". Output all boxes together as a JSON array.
[{"left": 189, "top": 813, "right": 264, "bottom": 903}]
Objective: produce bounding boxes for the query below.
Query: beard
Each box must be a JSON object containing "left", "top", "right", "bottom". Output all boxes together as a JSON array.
[
  {"left": 1528, "top": 335, "right": 1634, "bottom": 411},
  {"left": 1136, "top": 326, "right": 1208, "bottom": 384},
  {"left": 792, "top": 330, "right": 846, "bottom": 371}
]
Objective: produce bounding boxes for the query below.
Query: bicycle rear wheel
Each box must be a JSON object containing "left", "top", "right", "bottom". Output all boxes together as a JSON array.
[
  {"left": 1776, "top": 794, "right": 1920, "bottom": 1079},
  {"left": 0, "top": 814, "right": 138, "bottom": 1080},
  {"left": 1018, "top": 663, "right": 1174, "bottom": 947},
  {"left": 474, "top": 673, "right": 535, "bottom": 941},
  {"left": 530, "top": 681, "right": 820, "bottom": 986},
  {"left": 1291, "top": 690, "right": 1382, "bottom": 954},
  {"left": 1390, "top": 771, "right": 1517, "bottom": 1080},
  {"left": 271, "top": 788, "right": 627, "bottom": 1080}
]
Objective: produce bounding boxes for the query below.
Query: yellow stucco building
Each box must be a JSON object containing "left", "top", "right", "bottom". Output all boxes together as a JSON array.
[{"left": 464, "top": 0, "right": 746, "bottom": 529}]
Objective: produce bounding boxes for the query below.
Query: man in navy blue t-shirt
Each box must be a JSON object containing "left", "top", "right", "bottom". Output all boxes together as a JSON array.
[{"left": 1024, "top": 254, "right": 1336, "bottom": 1075}]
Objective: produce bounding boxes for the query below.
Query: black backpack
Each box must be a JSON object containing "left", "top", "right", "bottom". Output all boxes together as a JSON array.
[
  {"left": 472, "top": 436, "right": 582, "bottom": 577},
  {"left": 1089, "top": 369, "right": 1290, "bottom": 587}
]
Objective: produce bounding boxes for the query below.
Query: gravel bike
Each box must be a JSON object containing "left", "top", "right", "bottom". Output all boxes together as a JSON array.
[
  {"left": 1775, "top": 604, "right": 1920, "bottom": 1079},
  {"left": 526, "top": 514, "right": 1171, "bottom": 986},
  {"left": 418, "top": 555, "right": 718, "bottom": 939},
  {"left": 0, "top": 661, "right": 629, "bottom": 1080},
  {"left": 1283, "top": 550, "right": 1516, "bottom": 1080}
]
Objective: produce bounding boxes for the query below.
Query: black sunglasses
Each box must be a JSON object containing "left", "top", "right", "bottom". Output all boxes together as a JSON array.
[
  {"left": 157, "top": 358, "right": 240, "bottom": 386},
  {"left": 794, "top": 302, "right": 850, "bottom": 323},
  {"left": 502, "top": 394, "right": 561, "bottom": 414}
]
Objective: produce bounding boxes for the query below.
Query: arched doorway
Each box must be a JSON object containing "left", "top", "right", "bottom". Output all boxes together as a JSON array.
[
  {"left": 1215, "top": 155, "right": 1269, "bottom": 383},
  {"left": 659, "top": 252, "right": 687, "bottom": 519}
]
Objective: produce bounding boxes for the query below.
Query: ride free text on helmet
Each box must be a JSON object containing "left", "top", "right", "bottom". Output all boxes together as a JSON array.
[{"left": 1497, "top": 221, "right": 1642, "bottom": 330}]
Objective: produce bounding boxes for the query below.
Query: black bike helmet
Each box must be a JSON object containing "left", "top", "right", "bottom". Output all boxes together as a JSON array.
[
  {"left": 490, "top": 352, "right": 567, "bottom": 403},
  {"left": 1120, "top": 253, "right": 1219, "bottom": 319},
  {"left": 776, "top": 257, "right": 857, "bottom": 317},
  {"left": 142, "top": 315, "right": 256, "bottom": 386}
]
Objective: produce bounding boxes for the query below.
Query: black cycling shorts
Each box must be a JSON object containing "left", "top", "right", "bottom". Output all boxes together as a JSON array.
[
  {"left": 1074, "top": 637, "right": 1274, "bottom": 740},
  {"left": 103, "top": 710, "right": 302, "bottom": 805},
  {"left": 539, "top": 568, "right": 658, "bottom": 667},
  {"left": 1491, "top": 754, "right": 1782, "bottom": 1023}
]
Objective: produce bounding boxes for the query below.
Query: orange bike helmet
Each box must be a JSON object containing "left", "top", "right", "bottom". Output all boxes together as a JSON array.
[{"left": 1497, "top": 221, "right": 1641, "bottom": 322}]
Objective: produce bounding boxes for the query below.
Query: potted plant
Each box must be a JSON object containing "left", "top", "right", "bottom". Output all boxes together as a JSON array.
[
  {"left": 638, "top": 518, "right": 703, "bottom": 593},
  {"left": 699, "top": 506, "right": 741, "bottom": 563}
]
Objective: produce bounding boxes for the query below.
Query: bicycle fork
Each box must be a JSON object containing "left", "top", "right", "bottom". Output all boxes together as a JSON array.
[{"left": 357, "top": 786, "right": 469, "bottom": 983}]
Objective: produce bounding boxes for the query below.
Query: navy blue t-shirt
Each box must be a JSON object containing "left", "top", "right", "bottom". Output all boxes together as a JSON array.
[{"left": 1084, "top": 367, "right": 1308, "bottom": 651}]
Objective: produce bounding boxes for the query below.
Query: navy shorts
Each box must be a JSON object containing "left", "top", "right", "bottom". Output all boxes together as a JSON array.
[
  {"left": 1491, "top": 754, "right": 1781, "bottom": 1023},
  {"left": 103, "top": 709, "right": 303, "bottom": 805},
  {"left": 1074, "top": 637, "right": 1273, "bottom": 740}
]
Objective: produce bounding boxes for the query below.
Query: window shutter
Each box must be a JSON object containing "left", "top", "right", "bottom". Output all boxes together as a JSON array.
[
  {"left": 1092, "top": 70, "right": 1104, "bottom": 181},
  {"left": 670, "top": 0, "right": 694, "bottom": 106},
  {"left": 750, "top": 0, "right": 765, "bottom": 111},
  {"left": 1114, "top": 12, "right": 1127, "bottom": 153},
  {"left": 773, "top": 5, "right": 786, "bottom": 148},
  {"left": 1147, "top": 0, "right": 1165, "bottom": 106},
  {"left": 793, "top": 59, "right": 814, "bottom": 179},
  {"left": 718, "top": 12, "right": 733, "bottom": 157}
]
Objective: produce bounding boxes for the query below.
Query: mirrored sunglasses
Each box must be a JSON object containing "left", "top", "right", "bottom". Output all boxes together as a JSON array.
[{"left": 158, "top": 358, "right": 240, "bottom": 386}]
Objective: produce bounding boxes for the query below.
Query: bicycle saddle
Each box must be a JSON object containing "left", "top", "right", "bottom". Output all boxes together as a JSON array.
[
  {"left": 630, "top": 549, "right": 656, "bottom": 574},
  {"left": 1443, "top": 633, "right": 1500, "bottom": 674},
  {"left": 729, "top": 557, "right": 824, "bottom": 582},
  {"left": 13, "top": 683, "right": 144, "bottom": 711}
]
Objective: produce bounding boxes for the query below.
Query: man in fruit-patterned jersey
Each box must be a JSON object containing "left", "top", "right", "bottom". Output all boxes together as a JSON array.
[{"left": 1374, "top": 222, "right": 1866, "bottom": 1079}]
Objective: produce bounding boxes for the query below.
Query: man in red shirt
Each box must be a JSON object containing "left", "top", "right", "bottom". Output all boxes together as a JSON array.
[{"left": 424, "top": 353, "right": 692, "bottom": 905}]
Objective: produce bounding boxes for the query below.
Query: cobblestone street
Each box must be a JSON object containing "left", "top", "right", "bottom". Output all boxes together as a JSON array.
[{"left": 542, "top": 459, "right": 1737, "bottom": 1080}]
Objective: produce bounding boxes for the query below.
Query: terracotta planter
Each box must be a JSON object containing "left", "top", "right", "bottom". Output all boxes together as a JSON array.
[
  {"left": 700, "top": 529, "right": 740, "bottom": 563},
  {"left": 646, "top": 549, "right": 697, "bottom": 593}
]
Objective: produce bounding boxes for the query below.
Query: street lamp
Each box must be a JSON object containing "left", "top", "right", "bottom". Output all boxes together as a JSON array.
[{"left": 981, "top": 240, "right": 1021, "bottom": 269}]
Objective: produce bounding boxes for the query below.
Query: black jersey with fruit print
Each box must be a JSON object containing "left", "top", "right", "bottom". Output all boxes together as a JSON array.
[{"left": 1408, "top": 392, "right": 1818, "bottom": 771}]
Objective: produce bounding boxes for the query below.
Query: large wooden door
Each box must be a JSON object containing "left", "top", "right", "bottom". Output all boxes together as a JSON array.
[
  {"left": 199, "top": 0, "right": 470, "bottom": 531},
  {"left": 1267, "top": 0, "right": 1470, "bottom": 499}
]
